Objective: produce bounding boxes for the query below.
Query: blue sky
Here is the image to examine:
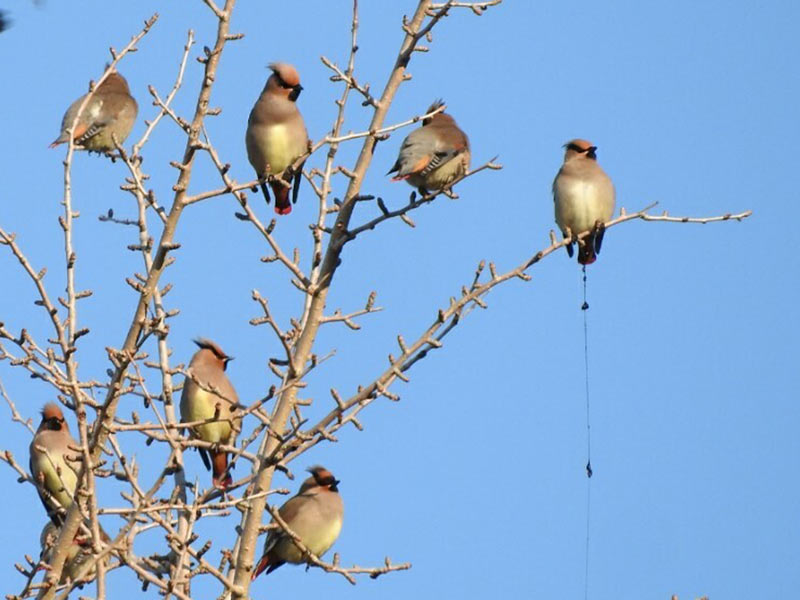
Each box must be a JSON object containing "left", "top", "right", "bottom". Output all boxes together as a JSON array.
[{"left": 0, "top": 1, "right": 797, "bottom": 599}]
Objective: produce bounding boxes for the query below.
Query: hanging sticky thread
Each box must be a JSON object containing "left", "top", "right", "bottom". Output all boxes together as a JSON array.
[
  {"left": 582, "top": 264, "right": 592, "bottom": 600},
  {"left": 583, "top": 264, "right": 592, "bottom": 478}
]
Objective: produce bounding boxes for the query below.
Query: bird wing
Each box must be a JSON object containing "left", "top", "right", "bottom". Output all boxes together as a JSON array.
[
  {"left": 263, "top": 493, "right": 307, "bottom": 551},
  {"left": 419, "top": 149, "right": 460, "bottom": 176}
]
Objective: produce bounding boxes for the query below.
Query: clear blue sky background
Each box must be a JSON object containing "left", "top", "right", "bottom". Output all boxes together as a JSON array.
[{"left": 0, "top": 1, "right": 797, "bottom": 599}]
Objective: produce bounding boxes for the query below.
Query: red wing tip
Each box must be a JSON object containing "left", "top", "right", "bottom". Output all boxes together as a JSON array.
[
  {"left": 390, "top": 175, "right": 409, "bottom": 182},
  {"left": 274, "top": 205, "right": 292, "bottom": 215},
  {"left": 252, "top": 556, "right": 269, "bottom": 581}
]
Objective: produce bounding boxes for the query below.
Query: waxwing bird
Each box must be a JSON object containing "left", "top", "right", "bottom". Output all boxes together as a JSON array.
[
  {"left": 50, "top": 70, "right": 137, "bottom": 152},
  {"left": 40, "top": 521, "right": 110, "bottom": 585},
  {"left": 29, "top": 403, "right": 80, "bottom": 526},
  {"left": 245, "top": 62, "right": 309, "bottom": 215},
  {"left": 387, "top": 99, "right": 470, "bottom": 195},
  {"left": 252, "top": 466, "right": 344, "bottom": 580},
  {"left": 553, "top": 139, "right": 616, "bottom": 265},
  {"left": 180, "top": 338, "right": 241, "bottom": 490}
]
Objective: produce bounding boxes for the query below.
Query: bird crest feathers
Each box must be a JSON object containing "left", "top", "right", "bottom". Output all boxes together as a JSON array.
[
  {"left": 564, "top": 139, "right": 595, "bottom": 152},
  {"left": 268, "top": 62, "right": 301, "bottom": 87},
  {"left": 563, "top": 139, "right": 597, "bottom": 160},
  {"left": 41, "top": 402, "right": 65, "bottom": 421},
  {"left": 307, "top": 465, "right": 339, "bottom": 490},
  {"left": 423, "top": 99, "right": 446, "bottom": 125},
  {"left": 193, "top": 338, "right": 231, "bottom": 361},
  {"left": 97, "top": 63, "right": 130, "bottom": 94}
]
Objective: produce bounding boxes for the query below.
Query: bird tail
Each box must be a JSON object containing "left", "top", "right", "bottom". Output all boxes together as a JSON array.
[
  {"left": 211, "top": 450, "right": 232, "bottom": 490},
  {"left": 386, "top": 160, "right": 401, "bottom": 178},
  {"left": 251, "top": 554, "right": 270, "bottom": 580},
  {"left": 251, "top": 553, "right": 284, "bottom": 580},
  {"left": 271, "top": 181, "right": 292, "bottom": 215},
  {"left": 577, "top": 234, "right": 597, "bottom": 265},
  {"left": 577, "top": 222, "right": 608, "bottom": 265}
]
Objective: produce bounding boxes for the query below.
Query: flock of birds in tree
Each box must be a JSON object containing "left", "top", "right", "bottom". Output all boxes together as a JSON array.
[
  {"left": 50, "top": 62, "right": 615, "bottom": 261},
  {"left": 30, "top": 340, "right": 343, "bottom": 584},
  {"left": 33, "top": 60, "right": 615, "bottom": 586}
]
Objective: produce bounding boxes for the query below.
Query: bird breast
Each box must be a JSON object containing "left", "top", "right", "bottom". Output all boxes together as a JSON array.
[
  {"left": 31, "top": 443, "right": 78, "bottom": 509},
  {"left": 181, "top": 385, "right": 234, "bottom": 444},
  {"left": 554, "top": 172, "right": 615, "bottom": 235},
  {"left": 246, "top": 122, "right": 306, "bottom": 176},
  {"left": 272, "top": 492, "right": 344, "bottom": 563},
  {"left": 275, "top": 513, "right": 343, "bottom": 564}
]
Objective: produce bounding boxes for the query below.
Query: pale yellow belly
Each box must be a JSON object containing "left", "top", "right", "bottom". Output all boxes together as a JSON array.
[
  {"left": 83, "top": 120, "right": 134, "bottom": 151},
  {"left": 184, "top": 388, "right": 233, "bottom": 444},
  {"left": 555, "top": 181, "right": 614, "bottom": 235},
  {"left": 247, "top": 123, "right": 305, "bottom": 175},
  {"left": 277, "top": 515, "right": 343, "bottom": 563},
  {"left": 33, "top": 451, "right": 78, "bottom": 510}
]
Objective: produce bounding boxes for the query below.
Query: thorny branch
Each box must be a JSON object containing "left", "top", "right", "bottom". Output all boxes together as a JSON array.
[
  {"left": 0, "top": 0, "right": 755, "bottom": 598},
  {"left": 17, "top": 3, "right": 245, "bottom": 597},
  {"left": 278, "top": 205, "right": 754, "bottom": 463},
  {"left": 265, "top": 504, "right": 410, "bottom": 585}
]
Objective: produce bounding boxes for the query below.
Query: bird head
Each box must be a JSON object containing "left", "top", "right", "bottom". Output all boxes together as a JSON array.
[
  {"left": 563, "top": 139, "right": 598, "bottom": 161},
  {"left": 193, "top": 338, "right": 234, "bottom": 370},
  {"left": 303, "top": 465, "right": 340, "bottom": 493},
  {"left": 422, "top": 99, "right": 452, "bottom": 126},
  {"left": 97, "top": 63, "right": 131, "bottom": 94},
  {"left": 267, "top": 62, "right": 303, "bottom": 102},
  {"left": 40, "top": 402, "right": 67, "bottom": 432}
]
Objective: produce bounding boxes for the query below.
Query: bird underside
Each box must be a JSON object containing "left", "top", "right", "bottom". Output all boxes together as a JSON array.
[{"left": 563, "top": 220, "right": 607, "bottom": 265}]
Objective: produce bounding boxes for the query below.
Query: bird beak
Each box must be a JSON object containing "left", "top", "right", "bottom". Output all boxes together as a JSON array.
[{"left": 289, "top": 84, "right": 303, "bottom": 102}]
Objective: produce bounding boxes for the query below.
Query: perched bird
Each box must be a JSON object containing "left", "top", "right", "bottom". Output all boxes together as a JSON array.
[
  {"left": 180, "top": 338, "right": 240, "bottom": 490},
  {"left": 252, "top": 466, "right": 344, "bottom": 580},
  {"left": 29, "top": 403, "right": 80, "bottom": 525},
  {"left": 40, "top": 521, "right": 110, "bottom": 585},
  {"left": 245, "top": 62, "right": 309, "bottom": 215},
  {"left": 387, "top": 99, "right": 470, "bottom": 194},
  {"left": 553, "top": 139, "right": 616, "bottom": 264},
  {"left": 50, "top": 69, "right": 137, "bottom": 152}
]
